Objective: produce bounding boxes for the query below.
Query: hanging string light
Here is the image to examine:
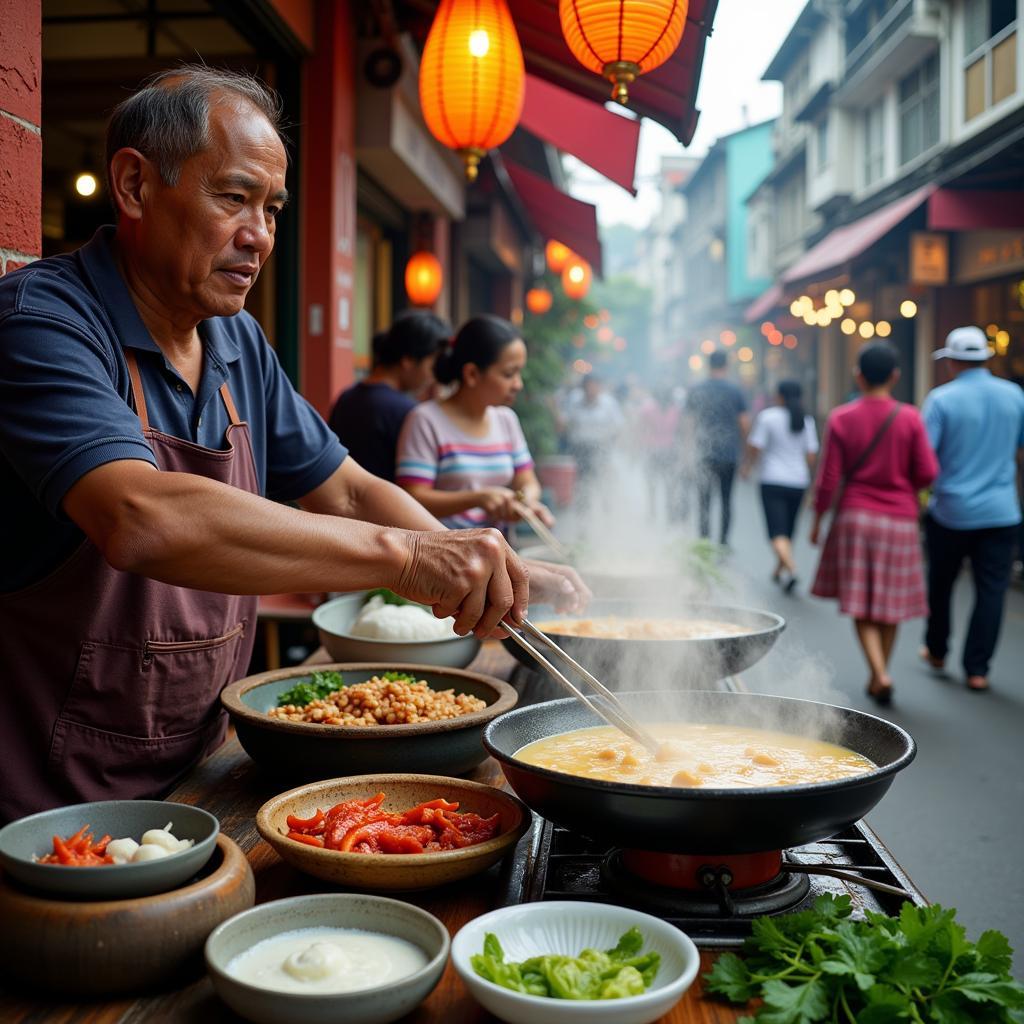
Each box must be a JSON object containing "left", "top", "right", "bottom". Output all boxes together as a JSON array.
[
  {"left": 559, "top": 0, "right": 690, "bottom": 105},
  {"left": 419, "top": 0, "right": 525, "bottom": 182},
  {"left": 405, "top": 252, "right": 443, "bottom": 307},
  {"left": 545, "top": 240, "right": 573, "bottom": 273}
]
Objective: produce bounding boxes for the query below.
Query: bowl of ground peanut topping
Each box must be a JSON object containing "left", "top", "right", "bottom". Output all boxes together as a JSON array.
[{"left": 221, "top": 664, "right": 518, "bottom": 781}]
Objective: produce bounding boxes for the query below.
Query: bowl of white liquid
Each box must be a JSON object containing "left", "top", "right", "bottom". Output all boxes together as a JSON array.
[{"left": 205, "top": 893, "right": 449, "bottom": 1024}]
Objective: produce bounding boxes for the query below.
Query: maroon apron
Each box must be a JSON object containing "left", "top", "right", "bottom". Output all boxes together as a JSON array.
[{"left": 0, "top": 349, "right": 258, "bottom": 823}]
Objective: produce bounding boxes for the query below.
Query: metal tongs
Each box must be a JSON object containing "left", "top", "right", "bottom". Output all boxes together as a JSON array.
[
  {"left": 502, "top": 617, "right": 661, "bottom": 755},
  {"left": 512, "top": 501, "right": 571, "bottom": 562}
]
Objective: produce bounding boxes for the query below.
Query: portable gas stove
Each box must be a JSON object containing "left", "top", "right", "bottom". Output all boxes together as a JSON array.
[{"left": 498, "top": 816, "right": 927, "bottom": 948}]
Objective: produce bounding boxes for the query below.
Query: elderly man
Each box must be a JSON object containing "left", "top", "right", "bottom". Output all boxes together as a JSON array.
[
  {"left": 920, "top": 326, "right": 1024, "bottom": 692},
  {"left": 0, "top": 67, "right": 583, "bottom": 824}
]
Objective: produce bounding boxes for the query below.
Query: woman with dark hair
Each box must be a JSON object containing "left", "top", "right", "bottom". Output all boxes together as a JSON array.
[
  {"left": 328, "top": 311, "right": 450, "bottom": 481},
  {"left": 395, "top": 315, "right": 553, "bottom": 531},
  {"left": 741, "top": 379, "right": 819, "bottom": 591},
  {"left": 810, "top": 343, "right": 938, "bottom": 704}
]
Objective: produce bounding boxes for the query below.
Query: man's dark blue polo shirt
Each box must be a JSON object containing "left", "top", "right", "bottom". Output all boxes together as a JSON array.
[{"left": 0, "top": 227, "right": 347, "bottom": 591}]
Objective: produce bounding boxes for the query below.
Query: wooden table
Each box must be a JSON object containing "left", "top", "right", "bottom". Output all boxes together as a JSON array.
[{"left": 0, "top": 645, "right": 746, "bottom": 1023}]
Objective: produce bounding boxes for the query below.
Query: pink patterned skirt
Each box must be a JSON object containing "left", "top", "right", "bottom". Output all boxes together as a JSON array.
[{"left": 812, "top": 507, "right": 928, "bottom": 623}]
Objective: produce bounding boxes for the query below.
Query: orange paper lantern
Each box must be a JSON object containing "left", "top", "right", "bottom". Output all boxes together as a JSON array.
[
  {"left": 525, "top": 286, "right": 554, "bottom": 314},
  {"left": 419, "top": 0, "right": 526, "bottom": 182},
  {"left": 562, "top": 256, "right": 592, "bottom": 301},
  {"left": 545, "top": 239, "right": 573, "bottom": 272},
  {"left": 405, "top": 252, "right": 443, "bottom": 306},
  {"left": 559, "top": 0, "right": 690, "bottom": 104}
]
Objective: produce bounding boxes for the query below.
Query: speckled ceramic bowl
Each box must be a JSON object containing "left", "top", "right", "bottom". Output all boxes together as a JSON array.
[
  {"left": 221, "top": 663, "right": 518, "bottom": 781},
  {"left": 314, "top": 592, "right": 481, "bottom": 668},
  {"left": 205, "top": 893, "right": 449, "bottom": 1024},
  {"left": 256, "top": 775, "right": 531, "bottom": 891},
  {"left": 0, "top": 799, "right": 219, "bottom": 899}
]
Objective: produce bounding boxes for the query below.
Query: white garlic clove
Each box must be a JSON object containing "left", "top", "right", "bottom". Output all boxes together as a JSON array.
[
  {"left": 105, "top": 837, "right": 139, "bottom": 864},
  {"left": 131, "top": 844, "right": 170, "bottom": 862}
]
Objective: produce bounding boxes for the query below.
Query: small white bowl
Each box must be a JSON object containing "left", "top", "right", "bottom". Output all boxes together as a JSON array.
[
  {"left": 451, "top": 901, "right": 700, "bottom": 1024},
  {"left": 313, "top": 592, "right": 481, "bottom": 668}
]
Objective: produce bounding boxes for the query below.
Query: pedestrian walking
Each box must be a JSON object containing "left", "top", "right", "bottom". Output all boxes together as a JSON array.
[
  {"left": 559, "top": 373, "right": 624, "bottom": 515},
  {"left": 328, "top": 311, "right": 450, "bottom": 481},
  {"left": 395, "top": 315, "right": 554, "bottom": 533},
  {"left": 685, "top": 349, "right": 749, "bottom": 546},
  {"left": 920, "top": 326, "right": 1024, "bottom": 692},
  {"left": 810, "top": 343, "right": 938, "bottom": 705},
  {"left": 741, "top": 380, "right": 819, "bottom": 592}
]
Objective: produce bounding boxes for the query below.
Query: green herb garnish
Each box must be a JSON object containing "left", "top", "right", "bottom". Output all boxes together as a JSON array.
[
  {"left": 275, "top": 670, "right": 344, "bottom": 707},
  {"left": 471, "top": 927, "right": 660, "bottom": 1000},
  {"left": 364, "top": 588, "right": 414, "bottom": 607},
  {"left": 704, "top": 894, "right": 1024, "bottom": 1023},
  {"left": 380, "top": 671, "right": 417, "bottom": 683}
]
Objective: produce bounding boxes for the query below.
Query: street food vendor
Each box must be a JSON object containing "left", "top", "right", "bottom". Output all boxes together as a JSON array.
[{"left": 0, "top": 66, "right": 584, "bottom": 824}]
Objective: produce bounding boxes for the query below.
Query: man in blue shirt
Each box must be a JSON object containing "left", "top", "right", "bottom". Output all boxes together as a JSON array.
[
  {"left": 0, "top": 66, "right": 584, "bottom": 822},
  {"left": 920, "top": 326, "right": 1024, "bottom": 692}
]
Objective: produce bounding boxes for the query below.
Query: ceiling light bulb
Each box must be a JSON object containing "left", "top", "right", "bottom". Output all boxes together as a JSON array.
[
  {"left": 468, "top": 29, "right": 490, "bottom": 58},
  {"left": 75, "top": 172, "right": 98, "bottom": 198}
]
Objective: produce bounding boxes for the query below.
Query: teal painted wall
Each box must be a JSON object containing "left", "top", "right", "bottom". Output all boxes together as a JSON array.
[{"left": 725, "top": 121, "right": 774, "bottom": 303}]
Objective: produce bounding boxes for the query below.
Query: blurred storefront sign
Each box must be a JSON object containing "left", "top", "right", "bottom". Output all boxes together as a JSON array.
[
  {"left": 910, "top": 231, "right": 949, "bottom": 285},
  {"left": 955, "top": 230, "right": 1024, "bottom": 283}
]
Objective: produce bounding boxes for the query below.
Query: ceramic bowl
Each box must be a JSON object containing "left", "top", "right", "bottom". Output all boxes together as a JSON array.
[
  {"left": 0, "top": 799, "right": 219, "bottom": 899},
  {"left": 0, "top": 834, "right": 254, "bottom": 996},
  {"left": 221, "top": 663, "right": 518, "bottom": 781},
  {"left": 205, "top": 893, "right": 449, "bottom": 1024},
  {"left": 451, "top": 901, "right": 700, "bottom": 1024},
  {"left": 256, "top": 775, "right": 531, "bottom": 891},
  {"left": 313, "top": 592, "right": 481, "bottom": 668}
]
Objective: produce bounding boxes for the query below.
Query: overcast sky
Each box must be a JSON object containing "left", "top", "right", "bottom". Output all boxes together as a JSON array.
[{"left": 565, "top": 0, "right": 808, "bottom": 228}]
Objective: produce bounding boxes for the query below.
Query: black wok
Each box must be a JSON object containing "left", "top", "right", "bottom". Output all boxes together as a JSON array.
[
  {"left": 484, "top": 692, "right": 915, "bottom": 854},
  {"left": 503, "top": 601, "right": 786, "bottom": 687}
]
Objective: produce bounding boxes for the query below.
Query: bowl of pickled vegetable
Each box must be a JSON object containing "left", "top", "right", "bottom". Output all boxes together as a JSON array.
[
  {"left": 0, "top": 800, "right": 219, "bottom": 899},
  {"left": 221, "top": 663, "right": 518, "bottom": 781},
  {"left": 450, "top": 901, "right": 700, "bottom": 1024}
]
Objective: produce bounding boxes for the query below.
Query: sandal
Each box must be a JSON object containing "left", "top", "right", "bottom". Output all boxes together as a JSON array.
[
  {"left": 966, "top": 675, "right": 989, "bottom": 692},
  {"left": 867, "top": 677, "right": 894, "bottom": 706}
]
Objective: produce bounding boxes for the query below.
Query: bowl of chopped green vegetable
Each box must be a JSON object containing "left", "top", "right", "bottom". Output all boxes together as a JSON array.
[
  {"left": 450, "top": 901, "right": 700, "bottom": 1024},
  {"left": 221, "top": 663, "right": 518, "bottom": 781},
  {"left": 313, "top": 590, "right": 481, "bottom": 668}
]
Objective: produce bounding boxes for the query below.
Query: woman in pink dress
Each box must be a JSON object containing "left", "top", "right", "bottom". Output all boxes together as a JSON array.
[{"left": 810, "top": 343, "right": 938, "bottom": 704}]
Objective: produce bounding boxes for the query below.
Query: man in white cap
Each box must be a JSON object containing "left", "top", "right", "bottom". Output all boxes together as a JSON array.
[{"left": 920, "top": 326, "right": 1024, "bottom": 691}]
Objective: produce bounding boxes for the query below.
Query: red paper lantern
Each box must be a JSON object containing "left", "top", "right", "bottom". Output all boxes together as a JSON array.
[
  {"left": 545, "top": 239, "right": 573, "bottom": 272},
  {"left": 562, "top": 256, "right": 592, "bottom": 301},
  {"left": 419, "top": 0, "right": 526, "bottom": 182},
  {"left": 405, "top": 252, "right": 443, "bottom": 306},
  {"left": 526, "top": 286, "right": 554, "bottom": 314},
  {"left": 559, "top": 0, "right": 690, "bottom": 105}
]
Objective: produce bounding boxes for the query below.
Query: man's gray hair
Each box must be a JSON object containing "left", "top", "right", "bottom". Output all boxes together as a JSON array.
[{"left": 106, "top": 64, "right": 285, "bottom": 188}]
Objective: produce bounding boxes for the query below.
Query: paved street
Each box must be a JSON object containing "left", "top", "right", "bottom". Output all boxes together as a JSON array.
[
  {"left": 716, "top": 479, "right": 1024, "bottom": 962},
  {"left": 551, "top": 469, "right": 1024, "bottom": 965}
]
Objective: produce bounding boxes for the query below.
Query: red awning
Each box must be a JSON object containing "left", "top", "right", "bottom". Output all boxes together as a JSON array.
[
  {"left": 504, "top": 0, "right": 717, "bottom": 145},
  {"left": 504, "top": 159, "right": 603, "bottom": 274},
  {"left": 520, "top": 73, "right": 640, "bottom": 194},
  {"left": 928, "top": 188, "right": 1024, "bottom": 230},
  {"left": 744, "top": 283, "right": 784, "bottom": 323},
  {"left": 782, "top": 185, "right": 937, "bottom": 285}
]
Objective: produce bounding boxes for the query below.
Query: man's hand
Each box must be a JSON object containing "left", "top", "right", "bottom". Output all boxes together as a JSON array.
[
  {"left": 393, "top": 528, "right": 528, "bottom": 637},
  {"left": 523, "top": 559, "right": 591, "bottom": 614}
]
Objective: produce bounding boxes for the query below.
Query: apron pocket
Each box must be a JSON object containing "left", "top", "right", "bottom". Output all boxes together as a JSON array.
[
  {"left": 48, "top": 717, "right": 227, "bottom": 805},
  {"left": 53, "top": 622, "right": 246, "bottom": 745}
]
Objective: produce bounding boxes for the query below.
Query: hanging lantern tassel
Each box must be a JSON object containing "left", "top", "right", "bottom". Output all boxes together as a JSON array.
[
  {"left": 559, "top": 0, "right": 690, "bottom": 105},
  {"left": 419, "top": 0, "right": 526, "bottom": 182},
  {"left": 562, "top": 256, "right": 592, "bottom": 301},
  {"left": 406, "top": 251, "right": 444, "bottom": 307}
]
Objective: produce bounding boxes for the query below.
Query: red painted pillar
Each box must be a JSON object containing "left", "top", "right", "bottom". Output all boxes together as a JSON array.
[
  {"left": 300, "top": 0, "right": 356, "bottom": 416},
  {"left": 0, "top": 0, "right": 42, "bottom": 277}
]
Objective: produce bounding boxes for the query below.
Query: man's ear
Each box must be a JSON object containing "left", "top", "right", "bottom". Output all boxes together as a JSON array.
[{"left": 108, "top": 148, "right": 153, "bottom": 221}]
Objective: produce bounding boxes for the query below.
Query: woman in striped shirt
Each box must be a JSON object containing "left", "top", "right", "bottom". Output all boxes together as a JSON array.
[{"left": 396, "top": 315, "right": 554, "bottom": 532}]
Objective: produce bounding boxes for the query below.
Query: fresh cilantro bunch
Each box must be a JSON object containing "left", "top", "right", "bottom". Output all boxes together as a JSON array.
[
  {"left": 379, "top": 671, "right": 418, "bottom": 683},
  {"left": 472, "top": 927, "right": 660, "bottom": 1000},
  {"left": 275, "top": 670, "right": 344, "bottom": 707},
  {"left": 705, "top": 893, "right": 1024, "bottom": 1023}
]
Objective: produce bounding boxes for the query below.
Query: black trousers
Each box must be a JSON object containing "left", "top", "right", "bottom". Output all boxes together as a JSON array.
[
  {"left": 697, "top": 459, "right": 737, "bottom": 544},
  {"left": 924, "top": 516, "right": 1018, "bottom": 677}
]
